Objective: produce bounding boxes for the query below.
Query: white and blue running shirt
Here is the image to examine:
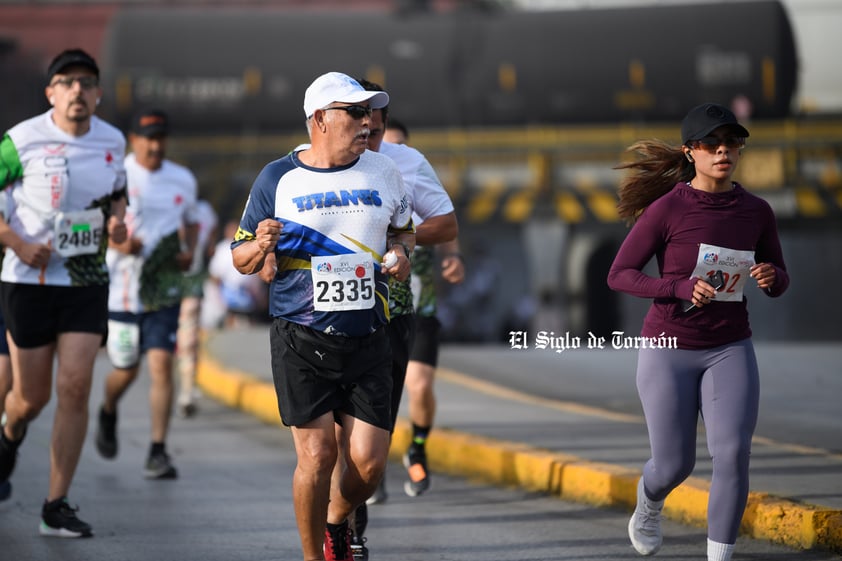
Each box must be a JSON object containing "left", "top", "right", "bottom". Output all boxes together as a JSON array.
[
  {"left": 0, "top": 110, "right": 127, "bottom": 287},
  {"left": 234, "top": 149, "right": 413, "bottom": 337}
]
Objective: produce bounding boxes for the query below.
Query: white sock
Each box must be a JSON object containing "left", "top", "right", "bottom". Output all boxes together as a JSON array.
[{"left": 707, "top": 538, "right": 735, "bottom": 561}]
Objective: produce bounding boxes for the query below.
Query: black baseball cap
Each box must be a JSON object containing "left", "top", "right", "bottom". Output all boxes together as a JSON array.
[
  {"left": 47, "top": 49, "right": 99, "bottom": 80},
  {"left": 130, "top": 109, "right": 170, "bottom": 137},
  {"left": 681, "top": 103, "right": 750, "bottom": 145}
]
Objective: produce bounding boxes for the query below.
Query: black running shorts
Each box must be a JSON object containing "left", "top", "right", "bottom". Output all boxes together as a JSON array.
[
  {"left": 0, "top": 307, "right": 7, "bottom": 355},
  {"left": 386, "top": 313, "right": 416, "bottom": 430},
  {"left": 409, "top": 314, "right": 441, "bottom": 368},
  {"left": 270, "top": 318, "right": 393, "bottom": 430},
  {"left": 0, "top": 282, "right": 108, "bottom": 348}
]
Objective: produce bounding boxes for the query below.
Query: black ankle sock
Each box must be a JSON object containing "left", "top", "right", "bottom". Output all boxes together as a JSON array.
[
  {"left": 43, "top": 496, "right": 67, "bottom": 510},
  {"left": 150, "top": 442, "right": 166, "bottom": 456},
  {"left": 1, "top": 424, "right": 26, "bottom": 447},
  {"left": 411, "top": 424, "right": 431, "bottom": 445},
  {"left": 326, "top": 520, "right": 347, "bottom": 532}
]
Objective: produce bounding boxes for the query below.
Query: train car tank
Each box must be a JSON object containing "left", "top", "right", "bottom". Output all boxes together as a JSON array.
[{"left": 98, "top": 0, "right": 796, "bottom": 133}]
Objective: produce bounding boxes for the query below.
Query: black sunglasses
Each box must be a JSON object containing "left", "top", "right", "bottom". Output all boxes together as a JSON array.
[
  {"left": 690, "top": 136, "right": 746, "bottom": 152},
  {"left": 50, "top": 76, "right": 99, "bottom": 90},
  {"left": 323, "top": 105, "right": 372, "bottom": 119}
]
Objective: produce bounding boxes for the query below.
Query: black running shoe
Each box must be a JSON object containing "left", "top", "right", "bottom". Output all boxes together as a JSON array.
[
  {"left": 350, "top": 502, "right": 369, "bottom": 560},
  {"left": 0, "top": 480, "right": 10, "bottom": 502},
  {"left": 353, "top": 502, "right": 368, "bottom": 540},
  {"left": 403, "top": 442, "right": 430, "bottom": 497},
  {"left": 40, "top": 497, "right": 93, "bottom": 538},
  {"left": 0, "top": 422, "right": 26, "bottom": 483},
  {"left": 95, "top": 406, "right": 118, "bottom": 459},
  {"left": 144, "top": 450, "right": 178, "bottom": 479},
  {"left": 324, "top": 519, "right": 353, "bottom": 561},
  {"left": 177, "top": 401, "right": 198, "bottom": 419},
  {"left": 350, "top": 534, "right": 369, "bottom": 561}
]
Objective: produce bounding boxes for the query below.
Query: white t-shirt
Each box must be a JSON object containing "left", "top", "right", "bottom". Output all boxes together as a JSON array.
[
  {"left": 107, "top": 153, "right": 198, "bottom": 313},
  {"left": 377, "top": 141, "right": 454, "bottom": 315},
  {"left": 378, "top": 141, "right": 453, "bottom": 226},
  {"left": 0, "top": 111, "right": 127, "bottom": 286},
  {"left": 186, "top": 199, "right": 219, "bottom": 276}
]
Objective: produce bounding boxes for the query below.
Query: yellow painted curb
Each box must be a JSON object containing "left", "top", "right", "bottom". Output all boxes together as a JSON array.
[
  {"left": 196, "top": 356, "right": 842, "bottom": 554},
  {"left": 196, "top": 357, "right": 280, "bottom": 425}
]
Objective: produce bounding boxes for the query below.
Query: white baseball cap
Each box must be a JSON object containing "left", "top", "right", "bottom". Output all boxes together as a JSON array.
[{"left": 303, "top": 72, "right": 389, "bottom": 118}]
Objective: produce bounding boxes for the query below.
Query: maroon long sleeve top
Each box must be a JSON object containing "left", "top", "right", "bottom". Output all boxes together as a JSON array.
[{"left": 607, "top": 182, "right": 789, "bottom": 349}]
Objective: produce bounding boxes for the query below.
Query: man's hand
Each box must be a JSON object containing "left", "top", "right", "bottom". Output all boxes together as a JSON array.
[
  {"left": 441, "top": 254, "right": 465, "bottom": 284},
  {"left": 108, "top": 215, "right": 127, "bottom": 245},
  {"left": 110, "top": 236, "right": 143, "bottom": 255},
  {"left": 383, "top": 245, "right": 411, "bottom": 282},
  {"left": 15, "top": 240, "right": 51, "bottom": 269},
  {"left": 256, "top": 219, "right": 283, "bottom": 255},
  {"left": 232, "top": 219, "right": 283, "bottom": 275},
  {"left": 175, "top": 250, "right": 194, "bottom": 272}
]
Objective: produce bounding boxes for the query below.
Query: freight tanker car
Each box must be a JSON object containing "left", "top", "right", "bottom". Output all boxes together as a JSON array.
[{"left": 98, "top": 0, "right": 797, "bottom": 134}]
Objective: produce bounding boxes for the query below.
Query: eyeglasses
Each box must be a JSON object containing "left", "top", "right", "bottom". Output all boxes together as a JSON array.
[
  {"left": 689, "top": 136, "right": 746, "bottom": 152},
  {"left": 323, "top": 105, "right": 372, "bottom": 119},
  {"left": 50, "top": 76, "right": 99, "bottom": 90}
]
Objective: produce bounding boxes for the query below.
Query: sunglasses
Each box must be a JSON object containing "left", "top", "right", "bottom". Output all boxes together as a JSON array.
[
  {"left": 323, "top": 105, "right": 372, "bottom": 119},
  {"left": 50, "top": 76, "right": 99, "bottom": 90},
  {"left": 690, "top": 136, "right": 746, "bottom": 152}
]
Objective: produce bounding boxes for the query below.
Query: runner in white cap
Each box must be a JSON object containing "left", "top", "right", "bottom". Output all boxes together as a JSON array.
[{"left": 231, "top": 71, "right": 414, "bottom": 561}]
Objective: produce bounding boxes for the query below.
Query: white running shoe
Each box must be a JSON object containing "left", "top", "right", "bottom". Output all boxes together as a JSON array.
[{"left": 628, "top": 477, "right": 664, "bottom": 556}]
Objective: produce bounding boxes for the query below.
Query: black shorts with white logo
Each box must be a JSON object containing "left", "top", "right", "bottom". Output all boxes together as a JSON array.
[{"left": 270, "top": 318, "right": 392, "bottom": 430}]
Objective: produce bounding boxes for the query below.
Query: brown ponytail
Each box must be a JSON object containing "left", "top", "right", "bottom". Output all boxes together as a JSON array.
[{"left": 614, "top": 139, "right": 695, "bottom": 225}]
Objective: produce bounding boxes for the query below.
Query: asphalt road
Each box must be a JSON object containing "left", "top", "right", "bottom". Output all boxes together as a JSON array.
[
  {"left": 1, "top": 349, "right": 840, "bottom": 561},
  {"left": 439, "top": 342, "right": 842, "bottom": 454}
]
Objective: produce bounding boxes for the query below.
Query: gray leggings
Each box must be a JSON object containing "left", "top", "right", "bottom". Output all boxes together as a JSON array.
[{"left": 636, "top": 338, "right": 759, "bottom": 544}]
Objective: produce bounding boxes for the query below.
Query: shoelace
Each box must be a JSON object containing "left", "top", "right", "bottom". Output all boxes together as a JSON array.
[
  {"left": 327, "top": 527, "right": 349, "bottom": 559},
  {"left": 55, "top": 501, "right": 82, "bottom": 518},
  {"left": 636, "top": 506, "right": 661, "bottom": 534}
]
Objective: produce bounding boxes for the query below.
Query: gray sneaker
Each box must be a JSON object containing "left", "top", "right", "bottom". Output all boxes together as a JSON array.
[
  {"left": 403, "top": 443, "right": 430, "bottom": 497},
  {"left": 628, "top": 477, "right": 664, "bottom": 556},
  {"left": 365, "top": 476, "right": 388, "bottom": 505},
  {"left": 144, "top": 450, "right": 178, "bottom": 479},
  {"left": 177, "top": 402, "right": 198, "bottom": 419}
]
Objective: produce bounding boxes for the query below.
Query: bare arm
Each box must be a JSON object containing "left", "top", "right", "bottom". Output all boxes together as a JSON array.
[
  {"left": 108, "top": 194, "right": 128, "bottom": 245},
  {"left": 415, "top": 211, "right": 458, "bottom": 246},
  {"left": 108, "top": 194, "right": 141, "bottom": 255},
  {"left": 176, "top": 221, "right": 200, "bottom": 271},
  {"left": 0, "top": 214, "right": 51, "bottom": 268},
  {"left": 231, "top": 218, "right": 282, "bottom": 275},
  {"left": 258, "top": 252, "right": 277, "bottom": 284},
  {"left": 437, "top": 238, "right": 465, "bottom": 285}
]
